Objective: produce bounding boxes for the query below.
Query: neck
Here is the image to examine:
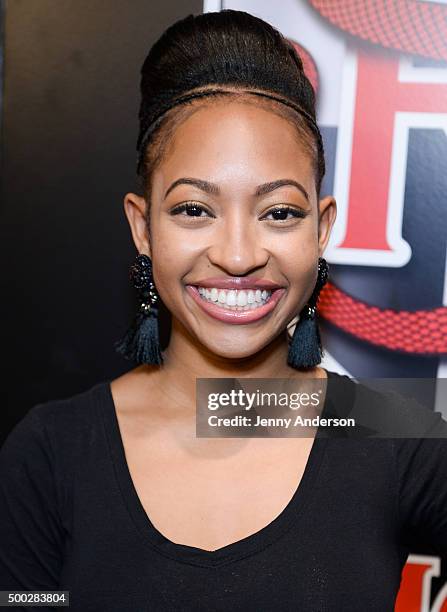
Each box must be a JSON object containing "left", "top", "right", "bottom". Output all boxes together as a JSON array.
[{"left": 152, "top": 317, "right": 321, "bottom": 407}]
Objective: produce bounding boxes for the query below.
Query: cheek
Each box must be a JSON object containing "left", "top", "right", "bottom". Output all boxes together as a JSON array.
[
  {"left": 283, "top": 256, "right": 318, "bottom": 297},
  {"left": 270, "top": 230, "right": 319, "bottom": 302},
  {"left": 264, "top": 223, "right": 318, "bottom": 270},
  {"left": 149, "top": 227, "right": 195, "bottom": 304}
]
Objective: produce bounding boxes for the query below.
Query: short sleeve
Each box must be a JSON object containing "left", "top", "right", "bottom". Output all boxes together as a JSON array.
[
  {"left": 394, "top": 412, "right": 447, "bottom": 554},
  {"left": 0, "top": 405, "right": 65, "bottom": 591}
]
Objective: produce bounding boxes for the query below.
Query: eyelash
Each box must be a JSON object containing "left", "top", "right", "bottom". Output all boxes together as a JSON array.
[{"left": 170, "top": 202, "right": 309, "bottom": 222}]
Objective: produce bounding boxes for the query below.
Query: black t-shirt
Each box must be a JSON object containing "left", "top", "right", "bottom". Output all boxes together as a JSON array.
[{"left": 1, "top": 370, "right": 447, "bottom": 611}]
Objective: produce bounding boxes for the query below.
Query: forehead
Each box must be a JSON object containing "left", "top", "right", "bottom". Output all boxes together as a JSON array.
[{"left": 153, "top": 98, "right": 314, "bottom": 192}]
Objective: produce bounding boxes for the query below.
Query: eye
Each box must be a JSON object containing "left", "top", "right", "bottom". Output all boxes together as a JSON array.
[
  {"left": 261, "top": 206, "right": 309, "bottom": 222},
  {"left": 170, "top": 202, "right": 215, "bottom": 219}
]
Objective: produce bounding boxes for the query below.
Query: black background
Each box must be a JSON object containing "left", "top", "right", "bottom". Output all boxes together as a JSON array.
[{"left": 0, "top": 0, "right": 201, "bottom": 445}]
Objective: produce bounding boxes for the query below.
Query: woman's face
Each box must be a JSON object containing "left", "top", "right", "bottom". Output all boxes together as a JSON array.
[{"left": 125, "top": 99, "right": 336, "bottom": 359}]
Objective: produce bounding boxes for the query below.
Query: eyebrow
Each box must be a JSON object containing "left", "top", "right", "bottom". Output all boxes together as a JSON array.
[{"left": 164, "top": 177, "right": 309, "bottom": 202}]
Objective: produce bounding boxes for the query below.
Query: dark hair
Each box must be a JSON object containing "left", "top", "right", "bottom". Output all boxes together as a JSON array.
[{"left": 137, "top": 10, "right": 325, "bottom": 222}]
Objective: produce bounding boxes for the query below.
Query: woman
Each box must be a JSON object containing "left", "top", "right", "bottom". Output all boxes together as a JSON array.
[{"left": 1, "top": 10, "right": 446, "bottom": 611}]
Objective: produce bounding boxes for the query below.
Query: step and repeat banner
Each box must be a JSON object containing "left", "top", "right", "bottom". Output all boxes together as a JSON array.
[
  {"left": 205, "top": 0, "right": 447, "bottom": 609},
  {"left": 1, "top": 0, "right": 446, "bottom": 607}
]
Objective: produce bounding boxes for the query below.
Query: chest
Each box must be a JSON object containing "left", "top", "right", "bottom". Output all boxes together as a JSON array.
[{"left": 119, "top": 427, "right": 314, "bottom": 552}]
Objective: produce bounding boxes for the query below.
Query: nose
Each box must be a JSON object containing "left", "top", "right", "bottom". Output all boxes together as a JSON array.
[{"left": 206, "top": 208, "right": 270, "bottom": 275}]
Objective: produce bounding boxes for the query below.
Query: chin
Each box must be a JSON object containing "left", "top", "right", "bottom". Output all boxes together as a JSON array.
[{"left": 197, "top": 333, "right": 277, "bottom": 361}]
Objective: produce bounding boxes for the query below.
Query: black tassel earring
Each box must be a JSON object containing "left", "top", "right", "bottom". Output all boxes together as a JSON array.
[
  {"left": 115, "top": 253, "right": 163, "bottom": 365},
  {"left": 287, "top": 257, "right": 329, "bottom": 369}
]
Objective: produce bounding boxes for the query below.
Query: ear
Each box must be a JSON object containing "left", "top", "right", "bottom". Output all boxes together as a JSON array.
[
  {"left": 123, "top": 192, "right": 152, "bottom": 258},
  {"left": 317, "top": 195, "right": 337, "bottom": 256}
]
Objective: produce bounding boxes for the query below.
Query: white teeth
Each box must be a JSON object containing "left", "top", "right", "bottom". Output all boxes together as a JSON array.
[
  {"left": 196, "top": 286, "right": 273, "bottom": 310},
  {"left": 227, "top": 290, "right": 237, "bottom": 306},
  {"left": 237, "top": 291, "right": 247, "bottom": 306}
]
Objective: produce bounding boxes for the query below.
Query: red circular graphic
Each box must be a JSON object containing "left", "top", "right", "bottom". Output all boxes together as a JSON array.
[
  {"left": 319, "top": 283, "right": 447, "bottom": 355},
  {"left": 308, "top": 0, "right": 447, "bottom": 354}
]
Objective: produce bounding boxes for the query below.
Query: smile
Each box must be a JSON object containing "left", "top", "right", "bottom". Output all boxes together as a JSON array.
[
  {"left": 198, "top": 287, "right": 271, "bottom": 309},
  {"left": 185, "top": 285, "right": 286, "bottom": 324}
]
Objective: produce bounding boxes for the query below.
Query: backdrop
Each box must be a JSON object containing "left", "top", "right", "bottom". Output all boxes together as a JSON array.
[
  {"left": 1, "top": 0, "right": 447, "bottom": 609},
  {"left": 0, "top": 0, "right": 200, "bottom": 443},
  {"left": 207, "top": 1, "right": 447, "bottom": 609}
]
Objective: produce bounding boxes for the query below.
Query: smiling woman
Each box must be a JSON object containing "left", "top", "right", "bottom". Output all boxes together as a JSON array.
[
  {"left": 121, "top": 90, "right": 334, "bottom": 355},
  {"left": 1, "top": 8, "right": 447, "bottom": 612},
  {"left": 121, "top": 77, "right": 335, "bottom": 363}
]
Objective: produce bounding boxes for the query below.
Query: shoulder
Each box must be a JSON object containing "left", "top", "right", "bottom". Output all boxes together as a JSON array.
[
  {"left": 30, "top": 380, "right": 107, "bottom": 432},
  {"left": 325, "top": 371, "right": 447, "bottom": 552},
  {"left": 0, "top": 380, "right": 110, "bottom": 471},
  {"left": 325, "top": 371, "right": 447, "bottom": 437}
]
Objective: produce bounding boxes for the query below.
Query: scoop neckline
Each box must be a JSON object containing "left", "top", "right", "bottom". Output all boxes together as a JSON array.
[{"left": 99, "top": 369, "right": 346, "bottom": 568}]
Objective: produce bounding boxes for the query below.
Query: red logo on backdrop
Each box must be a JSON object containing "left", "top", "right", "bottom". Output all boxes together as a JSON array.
[
  {"left": 396, "top": 555, "right": 447, "bottom": 611},
  {"left": 290, "top": 2, "right": 447, "bottom": 608},
  {"left": 292, "top": 0, "right": 447, "bottom": 356}
]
